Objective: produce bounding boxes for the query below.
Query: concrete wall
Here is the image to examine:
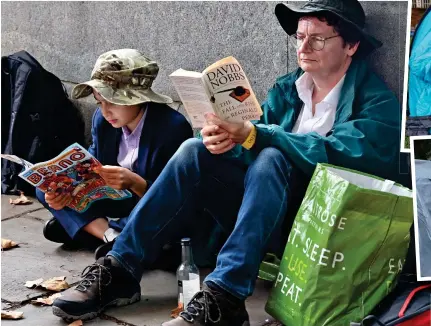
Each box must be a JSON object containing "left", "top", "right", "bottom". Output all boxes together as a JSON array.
[{"left": 1, "top": 1, "right": 407, "bottom": 141}]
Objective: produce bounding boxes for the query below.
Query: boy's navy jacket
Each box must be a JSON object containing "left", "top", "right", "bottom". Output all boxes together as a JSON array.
[{"left": 88, "top": 102, "right": 193, "bottom": 190}]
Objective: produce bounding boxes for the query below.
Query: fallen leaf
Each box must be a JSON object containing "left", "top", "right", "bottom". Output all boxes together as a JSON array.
[
  {"left": 25, "top": 278, "right": 44, "bottom": 288},
  {"left": 1, "top": 238, "right": 18, "bottom": 250},
  {"left": 68, "top": 320, "right": 83, "bottom": 326},
  {"left": 171, "top": 302, "right": 184, "bottom": 318},
  {"left": 40, "top": 276, "right": 69, "bottom": 291},
  {"left": 1, "top": 310, "right": 24, "bottom": 319},
  {"left": 31, "top": 293, "right": 62, "bottom": 306},
  {"left": 9, "top": 191, "right": 32, "bottom": 205}
]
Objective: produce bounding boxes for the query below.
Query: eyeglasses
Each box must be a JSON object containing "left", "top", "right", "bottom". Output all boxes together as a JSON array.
[{"left": 289, "top": 33, "right": 342, "bottom": 51}]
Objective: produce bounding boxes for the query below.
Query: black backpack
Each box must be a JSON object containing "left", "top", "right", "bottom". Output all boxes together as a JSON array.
[
  {"left": 1, "top": 51, "right": 86, "bottom": 195},
  {"left": 357, "top": 277, "right": 431, "bottom": 326}
]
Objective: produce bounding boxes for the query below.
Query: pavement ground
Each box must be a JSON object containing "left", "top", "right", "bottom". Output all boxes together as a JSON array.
[{"left": 1, "top": 195, "right": 274, "bottom": 326}]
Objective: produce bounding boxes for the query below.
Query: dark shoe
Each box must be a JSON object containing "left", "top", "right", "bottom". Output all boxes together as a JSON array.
[
  {"left": 43, "top": 218, "right": 72, "bottom": 243},
  {"left": 44, "top": 218, "right": 103, "bottom": 250},
  {"left": 74, "top": 231, "right": 104, "bottom": 250},
  {"left": 52, "top": 256, "right": 141, "bottom": 321},
  {"left": 94, "top": 240, "right": 115, "bottom": 260},
  {"left": 161, "top": 283, "right": 250, "bottom": 326}
]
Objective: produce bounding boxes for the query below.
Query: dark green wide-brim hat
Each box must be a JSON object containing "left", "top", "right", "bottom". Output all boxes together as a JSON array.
[{"left": 275, "top": 0, "right": 383, "bottom": 58}]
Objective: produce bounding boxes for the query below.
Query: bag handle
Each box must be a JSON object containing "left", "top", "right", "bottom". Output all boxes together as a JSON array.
[{"left": 398, "top": 284, "right": 431, "bottom": 317}]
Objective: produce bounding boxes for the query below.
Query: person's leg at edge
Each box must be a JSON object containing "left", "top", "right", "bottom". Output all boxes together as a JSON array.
[
  {"left": 205, "top": 146, "right": 291, "bottom": 298},
  {"left": 163, "top": 146, "right": 293, "bottom": 326},
  {"left": 36, "top": 189, "right": 137, "bottom": 245},
  {"left": 36, "top": 189, "right": 103, "bottom": 244},
  {"left": 83, "top": 218, "right": 110, "bottom": 239},
  {"left": 108, "top": 137, "right": 247, "bottom": 281},
  {"left": 51, "top": 138, "right": 247, "bottom": 321}
]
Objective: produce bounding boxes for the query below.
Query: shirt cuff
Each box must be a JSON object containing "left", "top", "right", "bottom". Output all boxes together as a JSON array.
[{"left": 241, "top": 125, "right": 257, "bottom": 150}]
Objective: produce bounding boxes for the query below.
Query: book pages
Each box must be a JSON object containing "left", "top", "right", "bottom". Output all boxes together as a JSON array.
[{"left": 170, "top": 69, "right": 214, "bottom": 128}]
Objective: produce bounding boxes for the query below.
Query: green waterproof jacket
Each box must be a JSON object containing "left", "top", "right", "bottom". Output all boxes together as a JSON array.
[
  {"left": 224, "top": 58, "right": 402, "bottom": 181},
  {"left": 195, "top": 59, "right": 403, "bottom": 266}
]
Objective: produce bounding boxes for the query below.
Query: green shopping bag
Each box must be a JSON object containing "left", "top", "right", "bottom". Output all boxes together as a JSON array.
[{"left": 265, "top": 163, "right": 413, "bottom": 326}]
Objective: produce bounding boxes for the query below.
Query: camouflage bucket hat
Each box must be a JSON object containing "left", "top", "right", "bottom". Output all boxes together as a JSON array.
[{"left": 72, "top": 49, "right": 172, "bottom": 105}]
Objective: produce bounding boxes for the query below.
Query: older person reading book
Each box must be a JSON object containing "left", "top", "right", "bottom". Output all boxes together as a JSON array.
[{"left": 51, "top": 1, "right": 403, "bottom": 325}]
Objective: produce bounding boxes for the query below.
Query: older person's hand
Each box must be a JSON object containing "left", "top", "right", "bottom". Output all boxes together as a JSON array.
[
  {"left": 204, "top": 113, "right": 254, "bottom": 144},
  {"left": 201, "top": 121, "right": 235, "bottom": 154}
]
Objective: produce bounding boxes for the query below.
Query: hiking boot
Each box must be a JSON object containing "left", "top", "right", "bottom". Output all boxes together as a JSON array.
[
  {"left": 52, "top": 256, "right": 141, "bottom": 321},
  {"left": 161, "top": 283, "right": 250, "bottom": 326}
]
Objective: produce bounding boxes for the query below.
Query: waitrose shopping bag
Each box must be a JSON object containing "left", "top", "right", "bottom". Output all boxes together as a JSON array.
[{"left": 265, "top": 163, "right": 413, "bottom": 326}]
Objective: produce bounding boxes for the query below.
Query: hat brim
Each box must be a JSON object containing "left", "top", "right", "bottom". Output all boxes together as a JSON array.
[
  {"left": 71, "top": 79, "right": 173, "bottom": 106},
  {"left": 275, "top": 3, "right": 382, "bottom": 57}
]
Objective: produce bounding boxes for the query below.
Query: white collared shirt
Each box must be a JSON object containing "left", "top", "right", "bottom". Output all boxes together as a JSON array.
[{"left": 292, "top": 73, "right": 346, "bottom": 136}]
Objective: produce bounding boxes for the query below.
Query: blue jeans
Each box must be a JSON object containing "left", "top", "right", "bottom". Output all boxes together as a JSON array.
[
  {"left": 109, "top": 138, "right": 298, "bottom": 300},
  {"left": 36, "top": 188, "right": 139, "bottom": 239}
]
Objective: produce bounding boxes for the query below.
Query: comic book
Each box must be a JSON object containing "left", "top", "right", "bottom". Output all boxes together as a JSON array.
[
  {"left": 170, "top": 56, "right": 263, "bottom": 128},
  {"left": 1, "top": 143, "right": 132, "bottom": 213}
]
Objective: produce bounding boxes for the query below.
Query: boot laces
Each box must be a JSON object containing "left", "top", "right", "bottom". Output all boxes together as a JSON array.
[
  {"left": 75, "top": 262, "right": 112, "bottom": 303},
  {"left": 179, "top": 290, "right": 221, "bottom": 324}
]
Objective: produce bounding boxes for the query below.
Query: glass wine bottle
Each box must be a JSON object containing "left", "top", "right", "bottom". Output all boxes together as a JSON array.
[{"left": 176, "top": 238, "right": 200, "bottom": 310}]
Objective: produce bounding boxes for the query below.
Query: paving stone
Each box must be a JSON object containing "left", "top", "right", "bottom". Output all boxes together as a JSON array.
[
  {"left": 26, "top": 208, "right": 53, "bottom": 221},
  {"left": 1, "top": 304, "right": 115, "bottom": 325},
  {"left": 1, "top": 194, "right": 272, "bottom": 324},
  {"left": 246, "top": 279, "right": 273, "bottom": 326},
  {"left": 2, "top": 301, "right": 13, "bottom": 310},
  {"left": 1, "top": 216, "right": 95, "bottom": 302},
  {"left": 106, "top": 270, "right": 271, "bottom": 326},
  {"left": 1, "top": 195, "right": 43, "bottom": 221},
  {"left": 105, "top": 269, "right": 178, "bottom": 326}
]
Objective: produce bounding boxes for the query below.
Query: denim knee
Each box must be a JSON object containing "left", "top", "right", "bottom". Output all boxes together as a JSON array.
[
  {"left": 178, "top": 138, "right": 206, "bottom": 154},
  {"left": 172, "top": 138, "right": 208, "bottom": 165},
  {"left": 251, "top": 147, "right": 291, "bottom": 177}
]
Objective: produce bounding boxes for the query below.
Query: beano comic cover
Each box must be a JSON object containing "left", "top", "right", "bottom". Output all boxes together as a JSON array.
[{"left": 2, "top": 143, "right": 132, "bottom": 212}]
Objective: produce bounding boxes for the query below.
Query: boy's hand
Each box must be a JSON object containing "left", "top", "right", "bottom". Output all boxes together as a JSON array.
[
  {"left": 45, "top": 183, "right": 72, "bottom": 210},
  {"left": 95, "top": 165, "right": 136, "bottom": 190}
]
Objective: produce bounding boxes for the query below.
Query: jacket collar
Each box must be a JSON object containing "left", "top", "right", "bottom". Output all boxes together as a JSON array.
[
  {"left": 290, "top": 59, "right": 366, "bottom": 126},
  {"left": 334, "top": 59, "right": 366, "bottom": 124}
]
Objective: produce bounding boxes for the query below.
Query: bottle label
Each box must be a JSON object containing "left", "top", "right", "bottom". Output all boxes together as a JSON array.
[{"left": 182, "top": 273, "right": 200, "bottom": 307}]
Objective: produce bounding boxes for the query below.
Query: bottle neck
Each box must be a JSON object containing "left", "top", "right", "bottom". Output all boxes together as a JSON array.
[{"left": 181, "top": 244, "right": 194, "bottom": 265}]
